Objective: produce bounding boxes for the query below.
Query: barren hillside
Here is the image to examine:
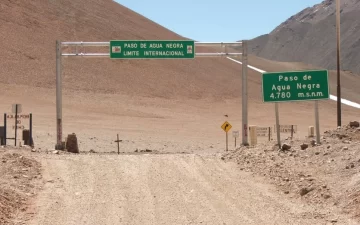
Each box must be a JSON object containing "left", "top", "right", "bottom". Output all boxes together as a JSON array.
[
  {"left": 249, "top": 0, "right": 360, "bottom": 74},
  {"left": 0, "top": 0, "right": 246, "bottom": 100}
]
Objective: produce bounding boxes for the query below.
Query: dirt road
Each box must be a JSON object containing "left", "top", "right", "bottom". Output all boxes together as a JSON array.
[{"left": 27, "top": 152, "right": 353, "bottom": 225}]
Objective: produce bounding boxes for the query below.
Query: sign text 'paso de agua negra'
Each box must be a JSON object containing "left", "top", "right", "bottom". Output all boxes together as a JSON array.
[
  {"left": 110, "top": 40, "right": 195, "bottom": 59},
  {"left": 262, "top": 70, "right": 330, "bottom": 102}
]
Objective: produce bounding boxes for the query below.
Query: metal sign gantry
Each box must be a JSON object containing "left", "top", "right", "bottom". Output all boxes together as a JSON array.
[{"left": 55, "top": 40, "right": 248, "bottom": 149}]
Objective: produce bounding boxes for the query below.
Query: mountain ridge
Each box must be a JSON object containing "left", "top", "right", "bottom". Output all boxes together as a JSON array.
[{"left": 248, "top": 0, "right": 360, "bottom": 74}]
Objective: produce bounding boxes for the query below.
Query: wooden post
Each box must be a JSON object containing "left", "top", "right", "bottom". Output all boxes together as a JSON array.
[
  {"left": 14, "top": 105, "right": 18, "bottom": 146},
  {"left": 29, "top": 113, "right": 33, "bottom": 147},
  {"left": 4, "top": 113, "right": 6, "bottom": 146},
  {"left": 116, "top": 134, "right": 120, "bottom": 154}
]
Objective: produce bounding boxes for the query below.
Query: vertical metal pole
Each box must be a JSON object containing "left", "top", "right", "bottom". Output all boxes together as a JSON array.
[
  {"left": 4, "top": 114, "right": 6, "bottom": 146},
  {"left": 56, "top": 40, "right": 63, "bottom": 149},
  {"left": 15, "top": 104, "right": 18, "bottom": 146},
  {"left": 315, "top": 101, "right": 321, "bottom": 144},
  {"left": 225, "top": 132, "right": 228, "bottom": 151},
  {"left": 336, "top": 0, "right": 341, "bottom": 127},
  {"left": 275, "top": 103, "right": 281, "bottom": 147},
  {"left": 242, "top": 40, "right": 248, "bottom": 145},
  {"left": 29, "top": 113, "right": 33, "bottom": 147},
  {"left": 291, "top": 125, "right": 294, "bottom": 139},
  {"left": 268, "top": 127, "right": 271, "bottom": 141}
]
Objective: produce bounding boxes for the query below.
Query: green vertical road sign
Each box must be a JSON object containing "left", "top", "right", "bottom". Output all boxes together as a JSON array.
[
  {"left": 110, "top": 40, "right": 195, "bottom": 59},
  {"left": 262, "top": 70, "right": 330, "bottom": 102}
]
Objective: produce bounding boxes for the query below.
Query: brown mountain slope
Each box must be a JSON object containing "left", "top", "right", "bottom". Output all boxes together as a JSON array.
[
  {"left": 0, "top": 0, "right": 359, "bottom": 151},
  {"left": 0, "top": 0, "right": 246, "bottom": 100},
  {"left": 248, "top": 0, "right": 360, "bottom": 74}
]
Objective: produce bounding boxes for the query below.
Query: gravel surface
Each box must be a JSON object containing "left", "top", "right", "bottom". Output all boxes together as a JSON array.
[
  {"left": 13, "top": 151, "right": 346, "bottom": 225},
  {"left": 224, "top": 122, "right": 360, "bottom": 224}
]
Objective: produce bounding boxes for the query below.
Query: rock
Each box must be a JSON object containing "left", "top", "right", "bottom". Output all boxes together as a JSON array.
[
  {"left": 342, "top": 147, "right": 348, "bottom": 151},
  {"left": 89, "top": 149, "right": 96, "bottom": 153},
  {"left": 284, "top": 191, "right": 290, "bottom": 194},
  {"left": 323, "top": 194, "right": 331, "bottom": 199},
  {"left": 350, "top": 163, "right": 355, "bottom": 168},
  {"left": 300, "top": 143, "right": 309, "bottom": 150},
  {"left": 66, "top": 133, "right": 79, "bottom": 153},
  {"left": 52, "top": 150, "right": 59, "bottom": 154},
  {"left": 346, "top": 165, "right": 350, "bottom": 169},
  {"left": 145, "top": 149, "right": 152, "bottom": 152},
  {"left": 322, "top": 185, "right": 327, "bottom": 188},
  {"left": 315, "top": 152, "right": 320, "bottom": 155},
  {"left": 310, "top": 140, "right": 316, "bottom": 146},
  {"left": 299, "top": 187, "right": 314, "bottom": 196},
  {"left": 327, "top": 145, "right": 331, "bottom": 149},
  {"left": 338, "top": 134, "right": 348, "bottom": 139},
  {"left": 31, "top": 148, "right": 36, "bottom": 152},
  {"left": 342, "top": 140, "right": 351, "bottom": 144},
  {"left": 349, "top": 121, "right": 360, "bottom": 128},
  {"left": 281, "top": 143, "right": 291, "bottom": 151}
]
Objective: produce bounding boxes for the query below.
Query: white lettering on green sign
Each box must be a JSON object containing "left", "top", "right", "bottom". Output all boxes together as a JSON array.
[
  {"left": 262, "top": 70, "right": 329, "bottom": 102},
  {"left": 110, "top": 40, "right": 195, "bottom": 59}
]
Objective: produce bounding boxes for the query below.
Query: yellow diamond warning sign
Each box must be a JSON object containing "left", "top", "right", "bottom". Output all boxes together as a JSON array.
[{"left": 221, "top": 121, "right": 232, "bottom": 133}]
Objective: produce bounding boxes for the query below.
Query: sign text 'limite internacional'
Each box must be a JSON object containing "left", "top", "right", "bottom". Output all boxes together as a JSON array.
[
  {"left": 110, "top": 40, "right": 195, "bottom": 59},
  {"left": 262, "top": 70, "right": 330, "bottom": 102}
]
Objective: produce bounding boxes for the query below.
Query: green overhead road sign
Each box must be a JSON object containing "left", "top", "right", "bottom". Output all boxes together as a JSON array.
[
  {"left": 110, "top": 40, "right": 195, "bottom": 59},
  {"left": 262, "top": 70, "right": 330, "bottom": 102}
]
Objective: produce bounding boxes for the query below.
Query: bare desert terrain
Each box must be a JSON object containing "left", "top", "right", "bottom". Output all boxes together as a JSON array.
[{"left": 1, "top": 0, "right": 360, "bottom": 224}]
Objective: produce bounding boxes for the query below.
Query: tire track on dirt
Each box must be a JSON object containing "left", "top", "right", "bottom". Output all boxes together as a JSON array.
[{"left": 29, "top": 153, "right": 347, "bottom": 225}]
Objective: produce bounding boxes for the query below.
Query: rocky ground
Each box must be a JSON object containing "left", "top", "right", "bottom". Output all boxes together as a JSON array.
[
  {"left": 0, "top": 148, "right": 43, "bottom": 225},
  {"left": 1, "top": 120, "right": 360, "bottom": 224},
  {"left": 224, "top": 121, "right": 360, "bottom": 222}
]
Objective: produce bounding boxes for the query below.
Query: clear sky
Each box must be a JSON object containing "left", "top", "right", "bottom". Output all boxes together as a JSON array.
[{"left": 115, "top": 0, "right": 322, "bottom": 42}]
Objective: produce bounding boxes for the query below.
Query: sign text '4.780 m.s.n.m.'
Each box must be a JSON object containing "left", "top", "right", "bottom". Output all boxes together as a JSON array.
[
  {"left": 110, "top": 40, "right": 195, "bottom": 59},
  {"left": 262, "top": 70, "right": 329, "bottom": 103}
]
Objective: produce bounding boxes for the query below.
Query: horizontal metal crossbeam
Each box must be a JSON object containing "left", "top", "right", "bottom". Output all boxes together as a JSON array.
[
  {"left": 195, "top": 42, "right": 242, "bottom": 47},
  {"left": 61, "top": 41, "right": 242, "bottom": 47},
  {"left": 61, "top": 52, "right": 242, "bottom": 58},
  {"left": 60, "top": 41, "right": 243, "bottom": 58}
]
